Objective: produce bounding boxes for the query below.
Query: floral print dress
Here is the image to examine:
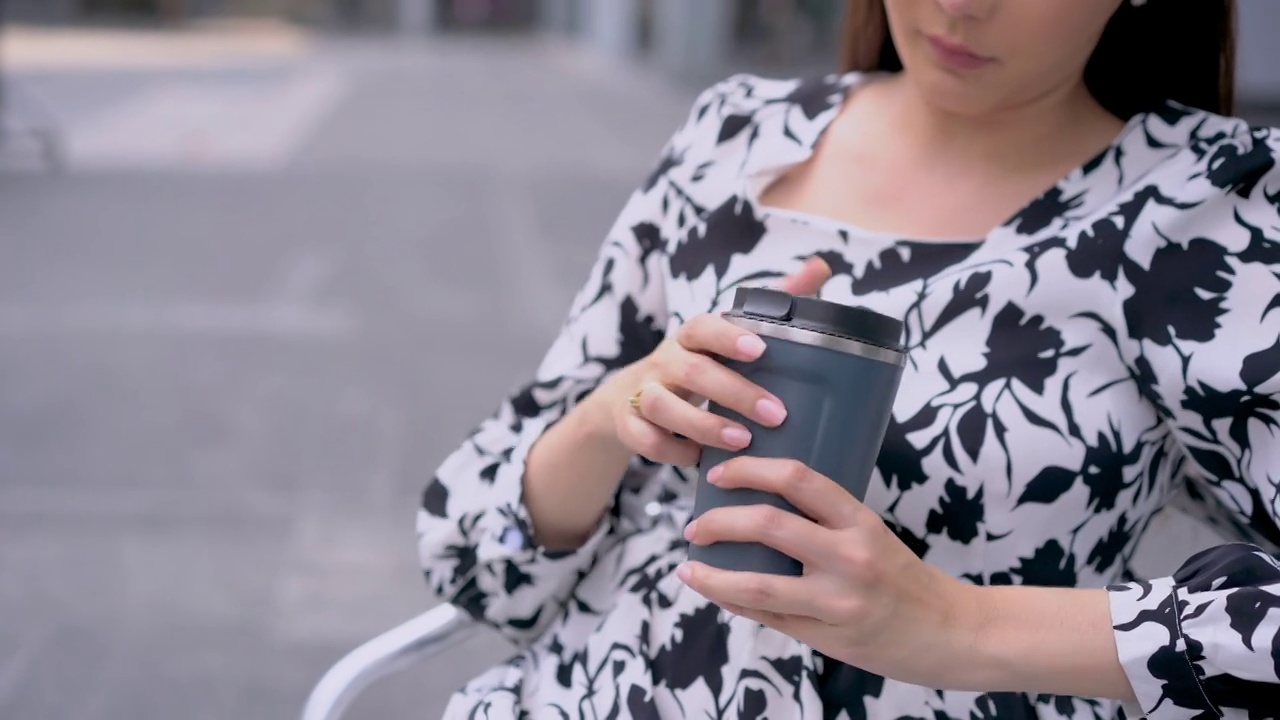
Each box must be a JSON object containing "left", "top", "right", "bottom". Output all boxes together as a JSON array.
[{"left": 416, "top": 73, "right": 1280, "bottom": 719}]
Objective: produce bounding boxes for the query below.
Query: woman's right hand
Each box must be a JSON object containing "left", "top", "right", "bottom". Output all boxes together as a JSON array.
[{"left": 605, "top": 257, "right": 833, "bottom": 467}]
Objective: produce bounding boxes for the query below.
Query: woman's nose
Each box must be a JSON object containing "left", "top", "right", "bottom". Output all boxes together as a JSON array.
[{"left": 935, "top": 0, "right": 995, "bottom": 20}]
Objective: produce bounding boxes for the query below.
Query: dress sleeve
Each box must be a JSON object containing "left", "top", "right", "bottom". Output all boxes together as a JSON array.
[
  {"left": 1107, "top": 126, "right": 1280, "bottom": 718},
  {"left": 414, "top": 79, "right": 735, "bottom": 647}
]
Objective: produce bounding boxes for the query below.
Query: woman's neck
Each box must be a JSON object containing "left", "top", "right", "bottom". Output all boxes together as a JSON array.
[{"left": 873, "top": 74, "right": 1124, "bottom": 173}]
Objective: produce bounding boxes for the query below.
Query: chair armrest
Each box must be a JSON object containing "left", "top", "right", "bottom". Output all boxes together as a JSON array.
[{"left": 301, "top": 604, "right": 482, "bottom": 720}]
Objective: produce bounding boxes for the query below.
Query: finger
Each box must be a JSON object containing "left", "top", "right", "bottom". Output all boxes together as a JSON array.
[
  {"left": 657, "top": 349, "right": 788, "bottom": 428},
  {"left": 717, "top": 600, "right": 795, "bottom": 631},
  {"left": 636, "top": 382, "right": 753, "bottom": 451},
  {"left": 685, "top": 504, "right": 829, "bottom": 568},
  {"left": 617, "top": 412, "right": 700, "bottom": 466},
  {"left": 709, "top": 457, "right": 863, "bottom": 529},
  {"left": 677, "top": 313, "right": 769, "bottom": 362},
  {"left": 678, "top": 561, "right": 831, "bottom": 622},
  {"left": 778, "top": 256, "right": 833, "bottom": 297}
]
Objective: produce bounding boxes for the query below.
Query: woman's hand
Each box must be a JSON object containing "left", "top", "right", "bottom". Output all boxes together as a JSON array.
[
  {"left": 523, "top": 257, "right": 830, "bottom": 551},
  {"left": 602, "top": 257, "right": 832, "bottom": 467},
  {"left": 677, "top": 456, "right": 985, "bottom": 690}
]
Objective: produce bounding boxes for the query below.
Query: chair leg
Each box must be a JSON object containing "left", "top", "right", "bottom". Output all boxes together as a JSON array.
[{"left": 301, "top": 605, "right": 482, "bottom": 720}]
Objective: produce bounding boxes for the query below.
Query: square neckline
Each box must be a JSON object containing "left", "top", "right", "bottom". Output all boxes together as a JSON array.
[{"left": 743, "top": 71, "right": 1152, "bottom": 248}]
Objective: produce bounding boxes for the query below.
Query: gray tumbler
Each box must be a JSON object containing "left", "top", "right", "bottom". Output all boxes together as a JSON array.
[{"left": 687, "top": 287, "right": 907, "bottom": 577}]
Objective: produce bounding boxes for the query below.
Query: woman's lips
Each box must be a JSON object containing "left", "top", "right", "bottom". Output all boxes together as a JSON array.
[{"left": 924, "top": 34, "right": 995, "bottom": 72}]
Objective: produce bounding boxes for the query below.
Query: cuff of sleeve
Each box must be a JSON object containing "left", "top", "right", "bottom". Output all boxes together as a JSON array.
[
  {"left": 471, "top": 414, "right": 613, "bottom": 566},
  {"left": 419, "top": 412, "right": 617, "bottom": 643},
  {"left": 1107, "top": 577, "right": 1212, "bottom": 719}
]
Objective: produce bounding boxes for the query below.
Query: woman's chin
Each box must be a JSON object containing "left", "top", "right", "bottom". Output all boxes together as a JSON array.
[{"left": 906, "top": 70, "right": 1008, "bottom": 118}]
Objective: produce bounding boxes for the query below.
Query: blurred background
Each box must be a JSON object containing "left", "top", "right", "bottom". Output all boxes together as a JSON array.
[{"left": 0, "top": 1, "right": 1278, "bottom": 718}]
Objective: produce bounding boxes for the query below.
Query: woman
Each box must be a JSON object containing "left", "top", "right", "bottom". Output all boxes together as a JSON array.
[{"left": 418, "top": 0, "right": 1280, "bottom": 717}]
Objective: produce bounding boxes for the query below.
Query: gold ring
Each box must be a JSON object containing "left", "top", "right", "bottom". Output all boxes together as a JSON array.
[{"left": 628, "top": 388, "right": 644, "bottom": 414}]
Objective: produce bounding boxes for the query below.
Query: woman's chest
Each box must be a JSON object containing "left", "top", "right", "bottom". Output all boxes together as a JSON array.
[
  {"left": 663, "top": 208, "right": 1157, "bottom": 454},
  {"left": 659, "top": 200, "right": 1179, "bottom": 580},
  {"left": 761, "top": 150, "right": 1068, "bottom": 245},
  {"left": 662, "top": 197, "right": 1131, "bottom": 380}
]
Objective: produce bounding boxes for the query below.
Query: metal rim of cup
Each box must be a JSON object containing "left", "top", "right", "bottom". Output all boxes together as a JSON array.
[{"left": 725, "top": 315, "right": 908, "bottom": 367}]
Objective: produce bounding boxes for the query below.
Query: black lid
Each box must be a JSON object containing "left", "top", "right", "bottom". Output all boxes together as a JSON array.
[{"left": 727, "top": 287, "right": 904, "bottom": 351}]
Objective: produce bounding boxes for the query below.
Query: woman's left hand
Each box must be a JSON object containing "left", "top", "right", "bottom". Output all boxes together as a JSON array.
[{"left": 678, "top": 456, "right": 983, "bottom": 689}]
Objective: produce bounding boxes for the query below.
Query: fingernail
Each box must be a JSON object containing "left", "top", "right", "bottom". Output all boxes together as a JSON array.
[
  {"left": 720, "top": 426, "right": 752, "bottom": 448},
  {"left": 756, "top": 398, "right": 787, "bottom": 426},
  {"left": 676, "top": 563, "right": 692, "bottom": 582},
  {"left": 736, "top": 334, "right": 766, "bottom": 359},
  {"left": 707, "top": 464, "right": 724, "bottom": 484},
  {"left": 683, "top": 520, "right": 698, "bottom": 541}
]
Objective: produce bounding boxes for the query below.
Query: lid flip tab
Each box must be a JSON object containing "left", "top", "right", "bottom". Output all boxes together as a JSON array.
[
  {"left": 727, "top": 287, "right": 905, "bottom": 353},
  {"left": 737, "top": 288, "right": 794, "bottom": 321}
]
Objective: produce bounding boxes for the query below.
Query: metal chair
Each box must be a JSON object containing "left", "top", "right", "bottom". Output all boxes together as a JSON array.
[{"left": 301, "top": 604, "right": 483, "bottom": 720}]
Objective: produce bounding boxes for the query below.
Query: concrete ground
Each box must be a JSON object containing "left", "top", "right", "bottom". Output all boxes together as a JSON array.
[{"left": 0, "top": 25, "right": 699, "bottom": 719}]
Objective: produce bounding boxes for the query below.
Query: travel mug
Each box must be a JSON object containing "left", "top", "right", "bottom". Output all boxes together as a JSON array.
[{"left": 687, "top": 287, "right": 907, "bottom": 577}]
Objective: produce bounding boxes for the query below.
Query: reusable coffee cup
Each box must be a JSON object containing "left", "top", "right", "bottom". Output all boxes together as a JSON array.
[{"left": 687, "top": 287, "right": 907, "bottom": 577}]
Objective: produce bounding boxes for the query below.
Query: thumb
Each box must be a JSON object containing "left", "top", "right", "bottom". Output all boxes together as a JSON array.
[{"left": 777, "top": 256, "right": 833, "bottom": 297}]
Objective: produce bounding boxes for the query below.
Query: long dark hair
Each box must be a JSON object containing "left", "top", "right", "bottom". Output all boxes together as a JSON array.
[{"left": 839, "top": 0, "right": 1237, "bottom": 119}]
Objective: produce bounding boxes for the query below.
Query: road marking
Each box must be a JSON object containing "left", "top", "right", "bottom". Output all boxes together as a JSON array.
[
  {"left": 65, "top": 66, "right": 347, "bottom": 172},
  {"left": 0, "top": 627, "right": 46, "bottom": 708},
  {"left": 0, "top": 303, "right": 354, "bottom": 338},
  {"left": 1, "top": 21, "right": 312, "bottom": 72},
  {"left": 0, "top": 486, "right": 295, "bottom": 518},
  {"left": 491, "top": 173, "right": 570, "bottom": 324},
  {"left": 273, "top": 251, "right": 341, "bottom": 306}
]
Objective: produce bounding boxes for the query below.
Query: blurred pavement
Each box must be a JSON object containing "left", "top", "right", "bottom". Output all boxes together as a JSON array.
[{"left": 0, "top": 24, "right": 698, "bottom": 720}]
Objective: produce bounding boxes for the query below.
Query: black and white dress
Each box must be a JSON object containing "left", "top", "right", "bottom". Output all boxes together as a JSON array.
[{"left": 416, "top": 73, "right": 1280, "bottom": 719}]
